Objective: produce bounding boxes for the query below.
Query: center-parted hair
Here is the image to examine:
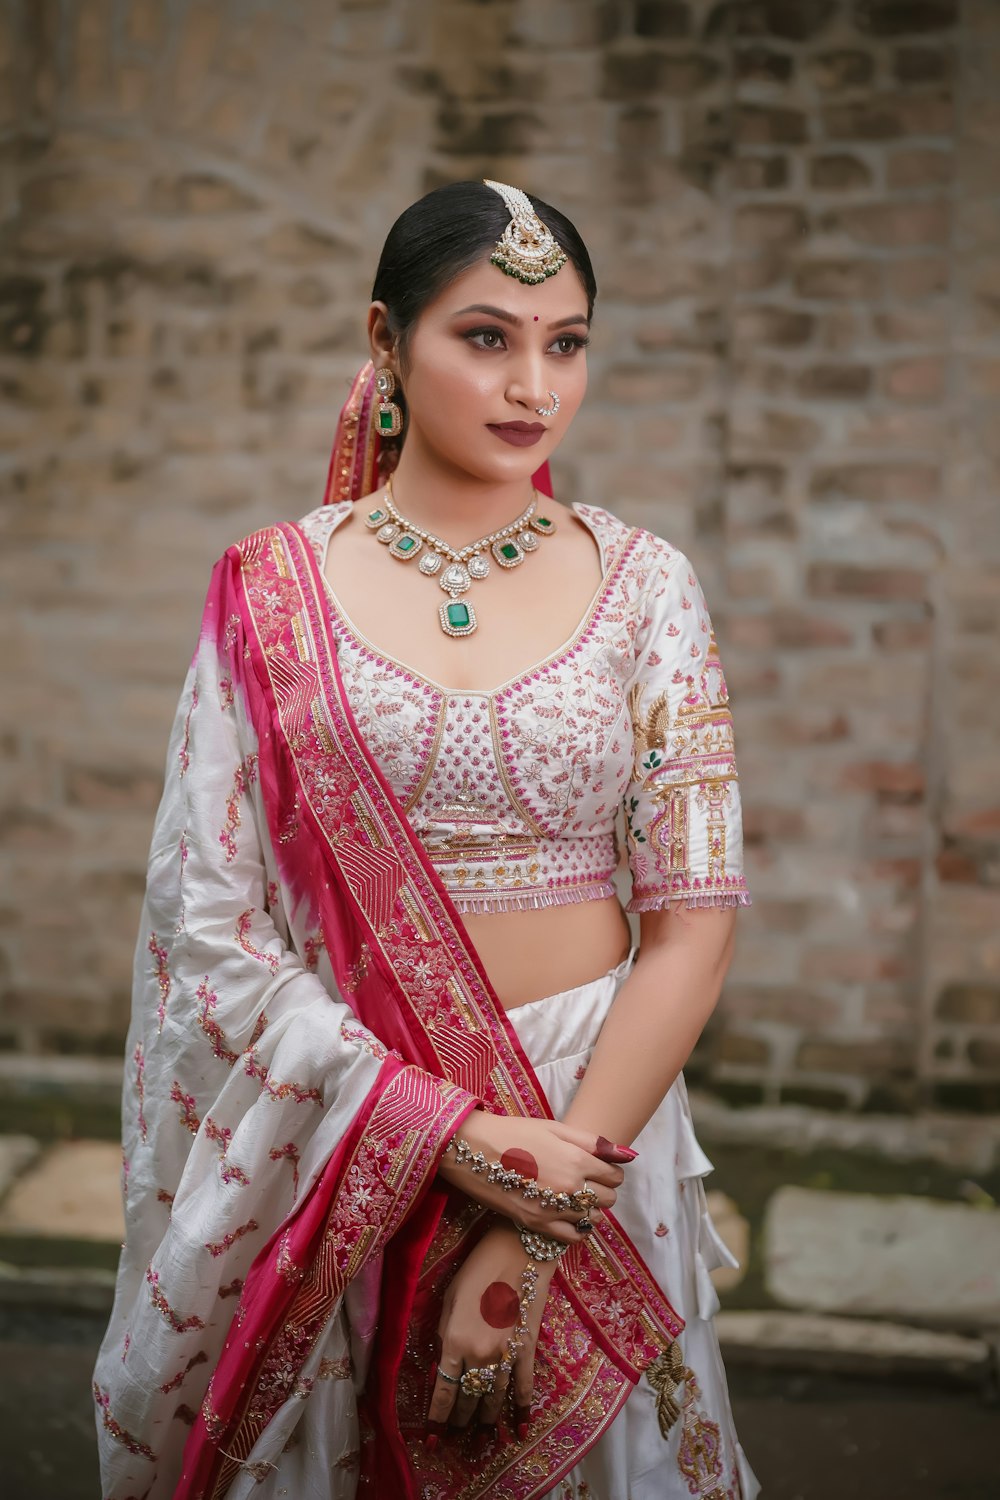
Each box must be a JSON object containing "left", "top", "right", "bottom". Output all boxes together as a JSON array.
[{"left": 371, "top": 181, "right": 597, "bottom": 361}]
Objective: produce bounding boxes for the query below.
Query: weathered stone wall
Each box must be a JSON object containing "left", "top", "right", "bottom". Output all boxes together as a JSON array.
[{"left": 2, "top": 0, "right": 998, "bottom": 1111}]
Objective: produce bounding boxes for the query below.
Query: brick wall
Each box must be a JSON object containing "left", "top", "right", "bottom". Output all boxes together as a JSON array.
[{"left": 1, "top": 0, "right": 998, "bottom": 1111}]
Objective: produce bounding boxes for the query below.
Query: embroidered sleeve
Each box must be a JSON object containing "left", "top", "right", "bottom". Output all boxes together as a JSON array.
[{"left": 623, "top": 544, "right": 750, "bottom": 914}]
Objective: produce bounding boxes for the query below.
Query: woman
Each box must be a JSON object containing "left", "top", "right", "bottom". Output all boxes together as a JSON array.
[{"left": 94, "top": 180, "right": 758, "bottom": 1500}]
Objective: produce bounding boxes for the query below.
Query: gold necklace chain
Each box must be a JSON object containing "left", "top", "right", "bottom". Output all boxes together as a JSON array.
[{"left": 362, "top": 477, "right": 558, "bottom": 637}]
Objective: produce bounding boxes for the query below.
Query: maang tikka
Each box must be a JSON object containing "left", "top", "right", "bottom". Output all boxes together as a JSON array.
[{"left": 484, "top": 179, "right": 568, "bottom": 285}]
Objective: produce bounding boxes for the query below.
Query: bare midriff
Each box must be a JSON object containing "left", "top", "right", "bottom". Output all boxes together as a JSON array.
[{"left": 464, "top": 896, "right": 632, "bottom": 1010}]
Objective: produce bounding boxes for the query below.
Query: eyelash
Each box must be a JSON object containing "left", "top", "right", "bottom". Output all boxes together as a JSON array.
[{"left": 463, "top": 326, "right": 590, "bottom": 355}]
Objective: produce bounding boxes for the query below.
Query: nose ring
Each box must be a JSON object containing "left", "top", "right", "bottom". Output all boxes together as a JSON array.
[{"left": 535, "top": 390, "right": 560, "bottom": 417}]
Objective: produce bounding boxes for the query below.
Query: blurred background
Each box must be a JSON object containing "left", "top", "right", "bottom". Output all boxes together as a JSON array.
[{"left": 1, "top": 2, "right": 998, "bottom": 1497}]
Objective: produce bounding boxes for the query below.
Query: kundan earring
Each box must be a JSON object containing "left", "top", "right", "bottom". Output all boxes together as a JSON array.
[{"left": 375, "top": 367, "right": 403, "bottom": 437}]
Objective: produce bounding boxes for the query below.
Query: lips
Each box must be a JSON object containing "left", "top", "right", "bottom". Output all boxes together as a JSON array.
[{"left": 487, "top": 422, "right": 546, "bottom": 448}]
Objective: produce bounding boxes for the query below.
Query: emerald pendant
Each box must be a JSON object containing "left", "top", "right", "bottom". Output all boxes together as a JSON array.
[
  {"left": 365, "top": 508, "right": 387, "bottom": 529},
  {"left": 530, "top": 515, "right": 556, "bottom": 535},
  {"left": 440, "top": 598, "right": 477, "bottom": 636}
]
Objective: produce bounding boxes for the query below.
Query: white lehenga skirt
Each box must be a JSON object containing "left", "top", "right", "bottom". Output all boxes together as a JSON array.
[
  {"left": 508, "top": 952, "right": 761, "bottom": 1500},
  {"left": 229, "top": 954, "right": 761, "bottom": 1500}
]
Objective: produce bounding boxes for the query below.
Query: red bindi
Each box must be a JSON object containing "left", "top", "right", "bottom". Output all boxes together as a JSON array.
[
  {"left": 533, "top": 315, "right": 539, "bottom": 321},
  {"left": 500, "top": 1148, "right": 538, "bottom": 1180},
  {"left": 480, "top": 1281, "right": 520, "bottom": 1329}
]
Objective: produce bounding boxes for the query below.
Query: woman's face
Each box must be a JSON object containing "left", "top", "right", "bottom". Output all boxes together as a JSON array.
[{"left": 375, "top": 255, "right": 591, "bottom": 486}]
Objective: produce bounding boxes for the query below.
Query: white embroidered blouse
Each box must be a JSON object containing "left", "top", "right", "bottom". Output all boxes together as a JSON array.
[{"left": 301, "top": 500, "right": 750, "bottom": 916}]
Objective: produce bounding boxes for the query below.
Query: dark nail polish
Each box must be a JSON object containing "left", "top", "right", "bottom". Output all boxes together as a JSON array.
[
  {"left": 513, "top": 1403, "right": 531, "bottom": 1438},
  {"left": 517, "top": 1420, "right": 530, "bottom": 1441},
  {"left": 426, "top": 1420, "right": 447, "bottom": 1439},
  {"left": 424, "top": 1433, "right": 439, "bottom": 1452},
  {"left": 594, "top": 1136, "right": 639, "bottom": 1164}
]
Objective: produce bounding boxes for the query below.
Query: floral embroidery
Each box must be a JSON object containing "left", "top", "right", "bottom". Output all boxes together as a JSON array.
[
  {"left": 170, "top": 1080, "right": 200, "bottom": 1135},
  {"left": 146, "top": 1266, "right": 205, "bottom": 1333},
  {"left": 243, "top": 1046, "right": 322, "bottom": 1105},
  {"left": 133, "top": 1041, "right": 147, "bottom": 1141},
  {"left": 219, "top": 752, "right": 259, "bottom": 864},
  {"left": 318, "top": 1356, "right": 351, "bottom": 1380},
  {"left": 341, "top": 1020, "right": 388, "bottom": 1060},
  {"left": 174, "top": 1403, "right": 199, "bottom": 1426},
  {"left": 197, "top": 977, "right": 238, "bottom": 1066},
  {"left": 269, "top": 1141, "right": 301, "bottom": 1197},
  {"left": 178, "top": 684, "right": 198, "bottom": 777},
  {"left": 205, "top": 1218, "right": 259, "bottom": 1259},
  {"left": 205, "top": 1116, "right": 250, "bottom": 1187},
  {"left": 218, "top": 1278, "right": 244, "bottom": 1299},
  {"left": 310, "top": 501, "right": 749, "bottom": 918},
  {"left": 235, "top": 908, "right": 280, "bottom": 974},
  {"left": 219, "top": 673, "right": 234, "bottom": 709},
  {"left": 93, "top": 1382, "right": 157, "bottom": 1461},
  {"left": 303, "top": 930, "right": 325, "bottom": 971},
  {"left": 157, "top": 1187, "right": 175, "bottom": 1209},
  {"left": 148, "top": 931, "right": 170, "bottom": 1034},
  {"left": 159, "top": 1350, "right": 208, "bottom": 1395}
]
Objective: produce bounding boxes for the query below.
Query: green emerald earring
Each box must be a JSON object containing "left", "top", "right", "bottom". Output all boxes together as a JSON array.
[{"left": 374, "top": 367, "right": 403, "bottom": 437}]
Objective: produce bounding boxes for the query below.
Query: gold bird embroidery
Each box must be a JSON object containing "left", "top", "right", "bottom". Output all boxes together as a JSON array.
[{"left": 629, "top": 682, "right": 670, "bottom": 756}]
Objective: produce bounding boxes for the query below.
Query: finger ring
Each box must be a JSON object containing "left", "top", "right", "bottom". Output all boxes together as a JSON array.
[
  {"left": 437, "top": 1368, "right": 462, "bottom": 1386},
  {"left": 570, "top": 1180, "right": 600, "bottom": 1213},
  {"left": 575, "top": 1217, "right": 595, "bottom": 1235},
  {"left": 460, "top": 1364, "right": 499, "bottom": 1397}
]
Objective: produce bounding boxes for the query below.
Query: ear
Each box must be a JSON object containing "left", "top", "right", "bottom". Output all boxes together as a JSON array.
[{"left": 367, "top": 302, "right": 398, "bottom": 374}]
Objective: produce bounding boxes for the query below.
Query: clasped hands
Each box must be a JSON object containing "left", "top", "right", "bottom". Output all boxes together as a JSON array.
[{"left": 426, "top": 1110, "right": 638, "bottom": 1452}]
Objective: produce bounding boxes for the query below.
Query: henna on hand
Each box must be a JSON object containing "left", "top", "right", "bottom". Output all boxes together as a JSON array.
[
  {"left": 480, "top": 1280, "right": 521, "bottom": 1329},
  {"left": 500, "top": 1148, "right": 538, "bottom": 1180}
]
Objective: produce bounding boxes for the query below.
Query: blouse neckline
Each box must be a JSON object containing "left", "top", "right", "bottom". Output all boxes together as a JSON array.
[{"left": 317, "top": 500, "right": 615, "bottom": 699}]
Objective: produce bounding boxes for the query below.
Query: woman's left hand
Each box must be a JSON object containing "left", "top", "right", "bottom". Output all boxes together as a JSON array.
[{"left": 426, "top": 1220, "right": 557, "bottom": 1447}]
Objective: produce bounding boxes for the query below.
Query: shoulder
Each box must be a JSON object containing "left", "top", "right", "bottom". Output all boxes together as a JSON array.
[{"left": 574, "top": 501, "right": 693, "bottom": 590}]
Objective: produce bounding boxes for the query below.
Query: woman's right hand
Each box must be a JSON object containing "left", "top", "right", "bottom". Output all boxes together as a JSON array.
[{"left": 436, "top": 1110, "right": 634, "bottom": 1246}]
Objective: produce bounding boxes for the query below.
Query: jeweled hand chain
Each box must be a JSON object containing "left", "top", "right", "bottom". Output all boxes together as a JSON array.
[
  {"left": 457, "top": 1260, "right": 540, "bottom": 1398},
  {"left": 364, "top": 476, "right": 557, "bottom": 637},
  {"left": 445, "top": 1133, "right": 600, "bottom": 1217}
]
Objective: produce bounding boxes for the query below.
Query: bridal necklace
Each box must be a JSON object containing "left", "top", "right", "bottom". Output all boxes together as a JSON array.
[{"left": 363, "top": 475, "right": 557, "bottom": 637}]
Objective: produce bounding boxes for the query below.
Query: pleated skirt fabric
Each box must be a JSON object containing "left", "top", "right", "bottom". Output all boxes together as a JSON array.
[{"left": 508, "top": 951, "right": 761, "bottom": 1500}]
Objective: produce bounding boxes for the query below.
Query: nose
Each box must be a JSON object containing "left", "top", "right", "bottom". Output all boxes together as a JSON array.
[{"left": 505, "top": 349, "right": 550, "bottom": 414}]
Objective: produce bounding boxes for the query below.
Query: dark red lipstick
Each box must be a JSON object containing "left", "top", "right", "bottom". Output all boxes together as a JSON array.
[{"left": 487, "top": 421, "right": 546, "bottom": 447}]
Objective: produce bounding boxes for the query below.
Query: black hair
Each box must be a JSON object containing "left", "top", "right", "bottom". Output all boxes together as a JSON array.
[{"left": 371, "top": 180, "right": 597, "bottom": 362}]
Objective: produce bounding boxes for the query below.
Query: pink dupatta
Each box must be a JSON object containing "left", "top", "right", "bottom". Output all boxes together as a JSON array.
[{"left": 176, "top": 367, "right": 687, "bottom": 1500}]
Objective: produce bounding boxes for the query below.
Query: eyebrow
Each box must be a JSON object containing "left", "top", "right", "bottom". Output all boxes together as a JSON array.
[{"left": 452, "top": 303, "right": 590, "bottom": 330}]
